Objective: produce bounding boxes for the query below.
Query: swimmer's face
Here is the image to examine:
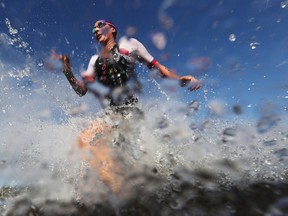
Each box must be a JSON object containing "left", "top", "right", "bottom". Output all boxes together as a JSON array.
[{"left": 92, "top": 20, "right": 117, "bottom": 43}]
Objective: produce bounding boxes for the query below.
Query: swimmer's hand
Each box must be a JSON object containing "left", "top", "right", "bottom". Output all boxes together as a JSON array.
[
  {"left": 50, "top": 49, "right": 72, "bottom": 76},
  {"left": 180, "top": 75, "right": 201, "bottom": 91},
  {"left": 50, "top": 49, "right": 70, "bottom": 64}
]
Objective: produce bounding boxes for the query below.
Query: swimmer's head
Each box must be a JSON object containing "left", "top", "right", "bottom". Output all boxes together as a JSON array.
[{"left": 92, "top": 20, "right": 117, "bottom": 39}]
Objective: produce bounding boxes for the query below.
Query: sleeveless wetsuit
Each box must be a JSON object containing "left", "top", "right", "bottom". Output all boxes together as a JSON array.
[
  {"left": 94, "top": 45, "right": 134, "bottom": 88},
  {"left": 82, "top": 37, "right": 157, "bottom": 106}
]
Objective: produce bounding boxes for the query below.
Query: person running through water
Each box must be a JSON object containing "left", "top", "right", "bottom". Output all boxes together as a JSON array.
[{"left": 51, "top": 20, "right": 201, "bottom": 193}]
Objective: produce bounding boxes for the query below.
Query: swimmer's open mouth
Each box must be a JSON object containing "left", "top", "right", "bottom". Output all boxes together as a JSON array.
[{"left": 95, "top": 34, "right": 101, "bottom": 40}]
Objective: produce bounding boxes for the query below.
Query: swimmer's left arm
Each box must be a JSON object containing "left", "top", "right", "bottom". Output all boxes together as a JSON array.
[
  {"left": 153, "top": 61, "right": 201, "bottom": 91},
  {"left": 133, "top": 38, "right": 201, "bottom": 91}
]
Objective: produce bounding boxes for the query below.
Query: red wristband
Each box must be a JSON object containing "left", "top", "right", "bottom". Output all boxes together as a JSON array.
[{"left": 148, "top": 59, "right": 157, "bottom": 69}]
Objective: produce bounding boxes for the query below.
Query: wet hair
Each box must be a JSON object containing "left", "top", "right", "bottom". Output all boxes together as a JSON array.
[{"left": 104, "top": 20, "right": 117, "bottom": 38}]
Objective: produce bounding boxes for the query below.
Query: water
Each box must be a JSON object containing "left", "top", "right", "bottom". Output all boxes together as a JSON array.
[
  {"left": 1, "top": 69, "right": 288, "bottom": 215},
  {"left": 1, "top": 2, "right": 288, "bottom": 215}
]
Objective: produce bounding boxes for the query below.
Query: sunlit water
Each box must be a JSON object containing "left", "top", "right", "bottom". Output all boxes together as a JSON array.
[{"left": 1, "top": 17, "right": 288, "bottom": 216}]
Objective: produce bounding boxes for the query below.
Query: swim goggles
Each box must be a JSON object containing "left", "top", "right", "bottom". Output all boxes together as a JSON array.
[{"left": 92, "top": 20, "right": 117, "bottom": 34}]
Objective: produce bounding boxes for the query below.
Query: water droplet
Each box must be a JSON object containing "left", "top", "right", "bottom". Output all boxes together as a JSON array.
[
  {"left": 222, "top": 128, "right": 237, "bottom": 142},
  {"left": 248, "top": 17, "right": 255, "bottom": 23},
  {"left": 250, "top": 42, "right": 260, "bottom": 49},
  {"left": 257, "top": 114, "right": 280, "bottom": 133},
  {"left": 189, "top": 123, "right": 198, "bottom": 130},
  {"left": 5, "top": 18, "right": 19, "bottom": 35},
  {"left": 158, "top": 117, "right": 169, "bottom": 129},
  {"left": 229, "top": 34, "right": 236, "bottom": 42},
  {"left": 264, "top": 160, "right": 272, "bottom": 165},
  {"left": 263, "top": 139, "right": 277, "bottom": 147},
  {"left": 232, "top": 105, "right": 243, "bottom": 115},
  {"left": 274, "top": 148, "right": 288, "bottom": 157},
  {"left": 188, "top": 100, "right": 200, "bottom": 112},
  {"left": 280, "top": 0, "right": 288, "bottom": 8},
  {"left": 223, "top": 128, "right": 237, "bottom": 137}
]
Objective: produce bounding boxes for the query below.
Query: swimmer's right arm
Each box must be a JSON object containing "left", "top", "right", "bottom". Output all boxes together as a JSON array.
[
  {"left": 51, "top": 51, "right": 88, "bottom": 97},
  {"left": 61, "top": 56, "right": 88, "bottom": 97}
]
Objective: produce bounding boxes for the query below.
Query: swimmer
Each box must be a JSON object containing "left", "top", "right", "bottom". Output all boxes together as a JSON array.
[{"left": 51, "top": 20, "right": 201, "bottom": 193}]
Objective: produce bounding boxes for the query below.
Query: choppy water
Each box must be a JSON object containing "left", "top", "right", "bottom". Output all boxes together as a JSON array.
[
  {"left": 1, "top": 106, "right": 288, "bottom": 216},
  {"left": 1, "top": 17, "right": 288, "bottom": 216}
]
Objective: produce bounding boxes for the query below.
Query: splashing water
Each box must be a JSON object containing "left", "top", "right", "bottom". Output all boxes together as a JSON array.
[
  {"left": 1, "top": 14, "right": 288, "bottom": 216},
  {"left": 229, "top": 34, "right": 236, "bottom": 42},
  {"left": 250, "top": 41, "right": 260, "bottom": 50},
  {"left": 280, "top": 0, "right": 288, "bottom": 8}
]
